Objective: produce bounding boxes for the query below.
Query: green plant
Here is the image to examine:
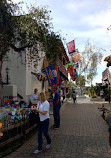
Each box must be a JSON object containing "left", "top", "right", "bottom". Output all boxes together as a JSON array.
[
  {"left": 85, "top": 90, "right": 88, "bottom": 95},
  {"left": 92, "top": 95, "right": 97, "bottom": 98}
]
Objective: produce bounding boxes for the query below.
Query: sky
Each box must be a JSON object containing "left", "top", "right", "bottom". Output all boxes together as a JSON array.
[{"left": 12, "top": 0, "right": 111, "bottom": 85}]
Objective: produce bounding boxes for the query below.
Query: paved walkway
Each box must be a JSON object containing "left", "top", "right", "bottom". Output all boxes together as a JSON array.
[{"left": 5, "top": 98, "right": 110, "bottom": 158}]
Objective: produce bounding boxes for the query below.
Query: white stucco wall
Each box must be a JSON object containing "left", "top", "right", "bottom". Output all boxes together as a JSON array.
[
  {"left": 25, "top": 67, "right": 42, "bottom": 99},
  {"left": 2, "top": 49, "right": 26, "bottom": 100},
  {"left": 2, "top": 44, "right": 46, "bottom": 102},
  {"left": 25, "top": 46, "right": 45, "bottom": 101}
]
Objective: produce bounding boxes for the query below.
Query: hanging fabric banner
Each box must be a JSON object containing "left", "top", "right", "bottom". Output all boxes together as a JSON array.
[
  {"left": 55, "top": 65, "right": 60, "bottom": 86},
  {"left": 71, "top": 49, "right": 81, "bottom": 63},
  {"left": 73, "top": 61, "right": 79, "bottom": 69},
  {"left": 67, "top": 65, "right": 78, "bottom": 81},
  {"left": 66, "top": 40, "right": 75, "bottom": 53},
  {"left": 65, "top": 62, "right": 73, "bottom": 69},
  {"left": 67, "top": 65, "right": 75, "bottom": 77},
  {"left": 44, "top": 65, "right": 58, "bottom": 86},
  {"left": 50, "top": 65, "right": 60, "bottom": 88},
  {"left": 43, "top": 59, "right": 49, "bottom": 67},
  {"left": 71, "top": 69, "right": 78, "bottom": 81}
]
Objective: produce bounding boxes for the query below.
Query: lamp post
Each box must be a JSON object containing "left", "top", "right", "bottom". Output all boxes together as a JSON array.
[{"left": 6, "top": 67, "right": 9, "bottom": 84}]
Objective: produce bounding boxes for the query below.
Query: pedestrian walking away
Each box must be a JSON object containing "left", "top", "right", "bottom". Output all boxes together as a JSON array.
[
  {"left": 31, "top": 92, "right": 51, "bottom": 154},
  {"left": 52, "top": 86, "right": 61, "bottom": 129},
  {"left": 72, "top": 90, "right": 76, "bottom": 103}
]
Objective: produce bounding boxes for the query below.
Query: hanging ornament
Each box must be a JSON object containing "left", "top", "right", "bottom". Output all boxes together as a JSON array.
[{"left": 37, "top": 73, "right": 42, "bottom": 81}]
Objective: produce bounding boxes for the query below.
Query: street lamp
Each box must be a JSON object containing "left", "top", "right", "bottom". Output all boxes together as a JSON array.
[{"left": 6, "top": 67, "right": 9, "bottom": 84}]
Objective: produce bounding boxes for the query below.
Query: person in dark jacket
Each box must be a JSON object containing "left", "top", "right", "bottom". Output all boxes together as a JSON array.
[
  {"left": 72, "top": 90, "right": 76, "bottom": 103},
  {"left": 52, "top": 86, "right": 61, "bottom": 129}
]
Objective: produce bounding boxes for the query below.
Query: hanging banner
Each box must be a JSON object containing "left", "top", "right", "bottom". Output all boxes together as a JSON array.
[
  {"left": 71, "top": 69, "right": 78, "bottom": 81},
  {"left": 73, "top": 61, "right": 79, "bottom": 69},
  {"left": 44, "top": 65, "right": 58, "bottom": 86},
  {"left": 31, "top": 72, "right": 42, "bottom": 81},
  {"left": 71, "top": 49, "right": 81, "bottom": 63},
  {"left": 44, "top": 59, "right": 49, "bottom": 67},
  {"left": 65, "top": 62, "right": 73, "bottom": 69},
  {"left": 66, "top": 40, "right": 75, "bottom": 53},
  {"left": 55, "top": 65, "right": 60, "bottom": 86},
  {"left": 67, "top": 65, "right": 75, "bottom": 77}
]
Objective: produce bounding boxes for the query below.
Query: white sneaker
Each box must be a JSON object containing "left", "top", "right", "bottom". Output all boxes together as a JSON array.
[
  {"left": 46, "top": 144, "right": 51, "bottom": 149},
  {"left": 33, "top": 149, "right": 42, "bottom": 154}
]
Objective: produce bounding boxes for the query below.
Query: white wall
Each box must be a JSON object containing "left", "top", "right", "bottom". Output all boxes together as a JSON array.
[
  {"left": 2, "top": 49, "right": 26, "bottom": 100},
  {"left": 25, "top": 47, "right": 45, "bottom": 101},
  {"left": 25, "top": 67, "right": 42, "bottom": 99},
  {"left": 2, "top": 44, "right": 46, "bottom": 102}
]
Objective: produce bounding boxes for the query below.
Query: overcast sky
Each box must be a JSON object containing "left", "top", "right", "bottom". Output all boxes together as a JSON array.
[{"left": 12, "top": 0, "right": 111, "bottom": 85}]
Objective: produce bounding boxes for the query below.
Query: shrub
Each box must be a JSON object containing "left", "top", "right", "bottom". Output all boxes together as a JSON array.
[{"left": 92, "top": 95, "right": 97, "bottom": 98}]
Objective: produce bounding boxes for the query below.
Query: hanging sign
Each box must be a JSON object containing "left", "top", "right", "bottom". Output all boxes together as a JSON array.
[
  {"left": 66, "top": 40, "right": 75, "bottom": 53},
  {"left": 44, "top": 65, "right": 58, "bottom": 86}
]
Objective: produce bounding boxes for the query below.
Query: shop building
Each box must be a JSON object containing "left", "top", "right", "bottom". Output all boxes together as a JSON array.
[
  {"left": 2, "top": 45, "right": 46, "bottom": 102},
  {"left": 2, "top": 42, "right": 70, "bottom": 102}
]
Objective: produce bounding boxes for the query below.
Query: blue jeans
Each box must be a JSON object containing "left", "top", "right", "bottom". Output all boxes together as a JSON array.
[
  {"left": 53, "top": 106, "right": 60, "bottom": 127},
  {"left": 37, "top": 118, "right": 51, "bottom": 150}
]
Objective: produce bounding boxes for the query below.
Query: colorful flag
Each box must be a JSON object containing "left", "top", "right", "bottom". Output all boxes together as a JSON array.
[
  {"left": 43, "top": 59, "right": 49, "bottom": 67},
  {"left": 74, "top": 61, "right": 79, "bottom": 69},
  {"left": 66, "top": 40, "right": 75, "bottom": 53},
  {"left": 71, "top": 69, "right": 78, "bottom": 81},
  {"left": 67, "top": 65, "right": 75, "bottom": 77},
  {"left": 55, "top": 65, "right": 60, "bottom": 86},
  {"left": 44, "top": 65, "right": 58, "bottom": 86},
  {"left": 65, "top": 62, "right": 73, "bottom": 68},
  {"left": 71, "top": 49, "right": 81, "bottom": 63}
]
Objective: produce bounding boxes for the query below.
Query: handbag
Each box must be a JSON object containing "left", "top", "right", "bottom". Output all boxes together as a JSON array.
[
  {"left": 29, "top": 111, "right": 40, "bottom": 124},
  {"left": 33, "top": 111, "right": 40, "bottom": 123}
]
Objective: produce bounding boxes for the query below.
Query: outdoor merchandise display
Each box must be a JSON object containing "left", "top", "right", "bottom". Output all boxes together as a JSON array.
[{"left": 0, "top": 99, "right": 31, "bottom": 129}]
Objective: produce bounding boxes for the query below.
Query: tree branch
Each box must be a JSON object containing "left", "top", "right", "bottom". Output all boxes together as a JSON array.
[{"left": 9, "top": 43, "right": 33, "bottom": 52}]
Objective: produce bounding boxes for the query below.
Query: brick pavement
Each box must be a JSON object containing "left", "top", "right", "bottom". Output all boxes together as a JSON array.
[{"left": 4, "top": 99, "right": 110, "bottom": 158}]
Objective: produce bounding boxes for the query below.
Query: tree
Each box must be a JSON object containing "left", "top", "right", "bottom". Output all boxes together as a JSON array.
[
  {"left": 0, "top": 0, "right": 62, "bottom": 105},
  {"left": 89, "top": 85, "right": 95, "bottom": 96},
  {"left": 76, "top": 75, "right": 86, "bottom": 95},
  {"left": 0, "top": 0, "right": 15, "bottom": 105},
  {"left": 78, "top": 39, "right": 103, "bottom": 85},
  {"left": 94, "top": 86, "right": 101, "bottom": 96},
  {"left": 107, "top": 25, "right": 111, "bottom": 31}
]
